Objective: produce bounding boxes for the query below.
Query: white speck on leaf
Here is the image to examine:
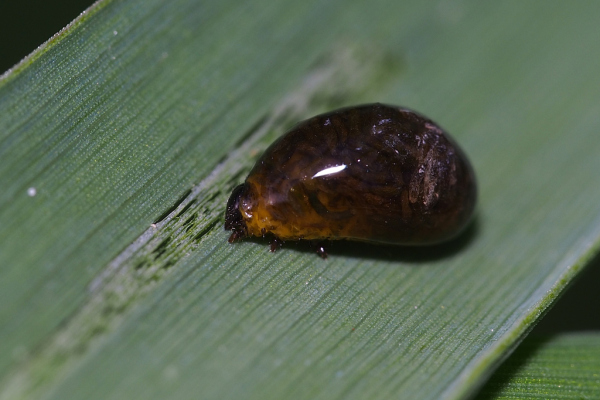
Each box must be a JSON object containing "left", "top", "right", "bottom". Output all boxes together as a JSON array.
[{"left": 163, "top": 365, "right": 178, "bottom": 381}]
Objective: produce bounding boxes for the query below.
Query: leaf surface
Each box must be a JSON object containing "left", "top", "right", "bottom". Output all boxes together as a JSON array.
[{"left": 1, "top": 1, "right": 600, "bottom": 399}]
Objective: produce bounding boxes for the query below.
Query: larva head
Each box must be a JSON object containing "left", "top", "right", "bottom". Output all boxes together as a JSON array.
[{"left": 224, "top": 183, "right": 249, "bottom": 242}]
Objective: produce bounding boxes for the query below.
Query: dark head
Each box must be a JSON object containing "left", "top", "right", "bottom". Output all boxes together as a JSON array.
[{"left": 224, "top": 183, "right": 248, "bottom": 242}]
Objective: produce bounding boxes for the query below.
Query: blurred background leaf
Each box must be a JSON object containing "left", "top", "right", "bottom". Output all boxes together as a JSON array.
[
  {"left": 478, "top": 333, "right": 600, "bottom": 399},
  {"left": 1, "top": 1, "right": 600, "bottom": 399}
]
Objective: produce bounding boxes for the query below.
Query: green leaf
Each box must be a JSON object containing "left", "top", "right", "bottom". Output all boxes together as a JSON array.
[
  {"left": 478, "top": 333, "right": 600, "bottom": 399},
  {"left": 1, "top": 1, "right": 600, "bottom": 399}
]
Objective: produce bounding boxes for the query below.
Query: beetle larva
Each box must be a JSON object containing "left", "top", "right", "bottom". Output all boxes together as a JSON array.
[{"left": 225, "top": 103, "right": 476, "bottom": 257}]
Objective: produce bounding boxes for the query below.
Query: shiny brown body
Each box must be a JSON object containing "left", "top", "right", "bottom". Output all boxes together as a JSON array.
[{"left": 225, "top": 103, "right": 476, "bottom": 252}]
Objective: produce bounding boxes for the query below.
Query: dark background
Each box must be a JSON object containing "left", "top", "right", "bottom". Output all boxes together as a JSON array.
[
  {"left": 532, "top": 257, "right": 600, "bottom": 334},
  {"left": 1, "top": 0, "right": 598, "bottom": 334},
  {"left": 0, "top": 0, "right": 94, "bottom": 74}
]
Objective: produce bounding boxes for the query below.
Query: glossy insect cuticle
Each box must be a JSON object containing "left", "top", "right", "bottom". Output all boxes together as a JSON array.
[{"left": 224, "top": 103, "right": 477, "bottom": 256}]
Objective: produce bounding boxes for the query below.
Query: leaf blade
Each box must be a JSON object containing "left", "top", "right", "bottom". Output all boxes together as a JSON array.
[{"left": 2, "top": 1, "right": 600, "bottom": 400}]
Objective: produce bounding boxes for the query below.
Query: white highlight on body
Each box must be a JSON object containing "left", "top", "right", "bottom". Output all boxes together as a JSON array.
[
  {"left": 312, "top": 164, "right": 347, "bottom": 178},
  {"left": 27, "top": 187, "right": 37, "bottom": 197}
]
